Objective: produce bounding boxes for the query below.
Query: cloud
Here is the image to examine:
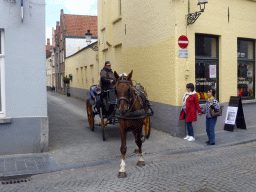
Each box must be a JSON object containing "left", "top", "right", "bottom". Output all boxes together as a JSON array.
[
  {"left": 45, "top": 26, "right": 54, "bottom": 44},
  {"left": 64, "top": 0, "right": 97, "bottom": 15},
  {"left": 45, "top": 0, "right": 97, "bottom": 42}
]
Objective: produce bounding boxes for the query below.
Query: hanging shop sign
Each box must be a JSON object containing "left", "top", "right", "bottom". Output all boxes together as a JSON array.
[
  {"left": 224, "top": 96, "right": 246, "bottom": 132},
  {"left": 209, "top": 65, "right": 216, "bottom": 78},
  {"left": 178, "top": 35, "right": 189, "bottom": 49}
]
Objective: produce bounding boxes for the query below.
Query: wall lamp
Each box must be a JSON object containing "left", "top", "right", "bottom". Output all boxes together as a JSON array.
[
  {"left": 187, "top": 0, "right": 208, "bottom": 25},
  {"left": 85, "top": 30, "right": 98, "bottom": 51}
]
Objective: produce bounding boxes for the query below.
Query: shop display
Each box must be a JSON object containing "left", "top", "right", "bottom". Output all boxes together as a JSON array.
[
  {"left": 195, "top": 62, "right": 216, "bottom": 101},
  {"left": 237, "top": 63, "right": 253, "bottom": 97}
]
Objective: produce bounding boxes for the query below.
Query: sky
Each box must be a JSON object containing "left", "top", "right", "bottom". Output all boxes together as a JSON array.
[{"left": 45, "top": 0, "right": 97, "bottom": 44}]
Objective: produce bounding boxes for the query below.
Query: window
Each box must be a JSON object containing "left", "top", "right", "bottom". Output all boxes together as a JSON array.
[
  {"left": 61, "top": 74, "right": 63, "bottom": 88},
  {"left": 119, "top": 0, "right": 121, "bottom": 16},
  {"left": 237, "top": 39, "right": 255, "bottom": 99},
  {"left": 0, "top": 31, "right": 1, "bottom": 54},
  {"left": 0, "top": 29, "right": 5, "bottom": 116},
  {"left": 195, "top": 34, "right": 219, "bottom": 103},
  {"left": 114, "top": 0, "right": 121, "bottom": 18}
]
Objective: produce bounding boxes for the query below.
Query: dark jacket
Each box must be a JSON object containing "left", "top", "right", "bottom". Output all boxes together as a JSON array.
[
  {"left": 100, "top": 67, "right": 116, "bottom": 90},
  {"left": 179, "top": 93, "right": 202, "bottom": 122}
]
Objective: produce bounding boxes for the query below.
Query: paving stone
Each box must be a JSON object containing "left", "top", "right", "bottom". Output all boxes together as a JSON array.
[{"left": 2, "top": 92, "right": 256, "bottom": 191}]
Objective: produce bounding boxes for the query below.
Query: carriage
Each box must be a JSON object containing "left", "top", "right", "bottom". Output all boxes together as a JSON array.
[{"left": 86, "top": 82, "right": 153, "bottom": 141}]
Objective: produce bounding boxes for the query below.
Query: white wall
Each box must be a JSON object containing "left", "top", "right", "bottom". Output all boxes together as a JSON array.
[
  {"left": 66, "top": 37, "right": 97, "bottom": 57},
  {"left": 0, "top": 0, "right": 47, "bottom": 118}
]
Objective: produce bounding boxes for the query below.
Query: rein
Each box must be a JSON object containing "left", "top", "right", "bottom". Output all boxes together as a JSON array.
[{"left": 116, "top": 78, "right": 145, "bottom": 112}]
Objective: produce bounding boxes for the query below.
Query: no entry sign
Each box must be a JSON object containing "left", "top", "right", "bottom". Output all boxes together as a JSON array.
[{"left": 178, "top": 35, "right": 189, "bottom": 49}]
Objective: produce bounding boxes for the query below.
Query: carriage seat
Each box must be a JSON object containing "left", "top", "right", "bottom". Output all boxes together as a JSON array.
[{"left": 102, "top": 88, "right": 117, "bottom": 106}]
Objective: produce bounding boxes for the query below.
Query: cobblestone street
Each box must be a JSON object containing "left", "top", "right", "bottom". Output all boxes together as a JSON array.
[
  {"left": 0, "top": 92, "right": 256, "bottom": 192},
  {"left": 1, "top": 141, "right": 256, "bottom": 191}
]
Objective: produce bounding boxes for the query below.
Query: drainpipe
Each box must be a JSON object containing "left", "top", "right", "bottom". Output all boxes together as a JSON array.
[
  {"left": 54, "top": 53, "right": 57, "bottom": 93},
  {"left": 57, "top": 47, "right": 60, "bottom": 92}
]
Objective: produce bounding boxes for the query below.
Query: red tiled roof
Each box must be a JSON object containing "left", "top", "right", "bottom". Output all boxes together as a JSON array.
[{"left": 63, "top": 14, "right": 97, "bottom": 37}]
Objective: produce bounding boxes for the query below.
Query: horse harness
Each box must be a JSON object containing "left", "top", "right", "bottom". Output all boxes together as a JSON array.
[{"left": 115, "top": 75, "right": 149, "bottom": 119}]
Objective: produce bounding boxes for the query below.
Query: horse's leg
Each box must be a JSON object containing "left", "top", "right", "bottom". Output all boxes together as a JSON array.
[
  {"left": 133, "top": 123, "right": 145, "bottom": 166},
  {"left": 134, "top": 145, "right": 139, "bottom": 154},
  {"left": 134, "top": 130, "right": 145, "bottom": 153},
  {"left": 118, "top": 120, "right": 127, "bottom": 178}
]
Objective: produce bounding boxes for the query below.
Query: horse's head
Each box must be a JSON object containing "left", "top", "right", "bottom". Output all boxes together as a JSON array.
[{"left": 114, "top": 70, "right": 133, "bottom": 114}]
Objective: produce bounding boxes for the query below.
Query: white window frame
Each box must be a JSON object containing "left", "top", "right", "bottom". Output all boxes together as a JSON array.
[{"left": 0, "top": 29, "right": 6, "bottom": 117}]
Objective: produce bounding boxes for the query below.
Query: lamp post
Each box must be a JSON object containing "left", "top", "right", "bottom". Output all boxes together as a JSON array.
[
  {"left": 85, "top": 30, "right": 98, "bottom": 51},
  {"left": 187, "top": 0, "right": 208, "bottom": 25}
]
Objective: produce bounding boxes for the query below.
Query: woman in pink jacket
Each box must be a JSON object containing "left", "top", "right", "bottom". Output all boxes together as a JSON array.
[{"left": 179, "top": 83, "right": 202, "bottom": 141}]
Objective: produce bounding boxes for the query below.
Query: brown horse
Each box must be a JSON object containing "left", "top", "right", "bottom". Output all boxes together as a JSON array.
[{"left": 114, "top": 70, "right": 147, "bottom": 178}]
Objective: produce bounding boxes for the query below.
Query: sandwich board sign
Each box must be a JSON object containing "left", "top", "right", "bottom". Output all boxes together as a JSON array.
[{"left": 224, "top": 96, "right": 246, "bottom": 132}]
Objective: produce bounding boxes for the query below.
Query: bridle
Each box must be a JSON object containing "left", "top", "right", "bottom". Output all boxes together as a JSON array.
[
  {"left": 116, "top": 74, "right": 145, "bottom": 112},
  {"left": 116, "top": 75, "right": 133, "bottom": 111}
]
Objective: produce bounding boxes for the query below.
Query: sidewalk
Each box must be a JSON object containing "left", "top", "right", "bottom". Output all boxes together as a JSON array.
[{"left": 0, "top": 91, "right": 256, "bottom": 181}]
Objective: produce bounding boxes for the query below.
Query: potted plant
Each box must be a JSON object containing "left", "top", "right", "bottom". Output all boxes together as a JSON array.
[{"left": 63, "top": 75, "right": 70, "bottom": 84}]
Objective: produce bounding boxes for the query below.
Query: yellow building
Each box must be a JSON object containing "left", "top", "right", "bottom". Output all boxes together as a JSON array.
[
  {"left": 97, "top": 0, "right": 256, "bottom": 136},
  {"left": 65, "top": 42, "right": 99, "bottom": 100}
]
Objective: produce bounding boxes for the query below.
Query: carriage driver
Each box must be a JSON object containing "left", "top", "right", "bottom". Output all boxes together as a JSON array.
[{"left": 100, "top": 61, "right": 116, "bottom": 90}]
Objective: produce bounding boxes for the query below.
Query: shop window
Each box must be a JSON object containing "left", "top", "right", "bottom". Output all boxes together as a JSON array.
[
  {"left": 237, "top": 39, "right": 255, "bottom": 99},
  {"left": 195, "top": 34, "right": 219, "bottom": 103}
]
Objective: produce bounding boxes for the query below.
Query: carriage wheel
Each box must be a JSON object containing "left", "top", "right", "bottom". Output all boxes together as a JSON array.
[
  {"left": 144, "top": 116, "right": 151, "bottom": 139},
  {"left": 100, "top": 107, "right": 106, "bottom": 141},
  {"left": 86, "top": 99, "right": 94, "bottom": 131}
]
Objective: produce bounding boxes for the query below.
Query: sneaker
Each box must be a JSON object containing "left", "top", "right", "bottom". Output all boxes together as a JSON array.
[
  {"left": 187, "top": 136, "right": 195, "bottom": 141},
  {"left": 184, "top": 135, "right": 190, "bottom": 140}
]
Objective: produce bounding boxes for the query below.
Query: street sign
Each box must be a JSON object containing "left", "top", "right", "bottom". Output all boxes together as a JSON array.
[
  {"left": 178, "top": 35, "right": 189, "bottom": 49},
  {"left": 178, "top": 49, "right": 188, "bottom": 58}
]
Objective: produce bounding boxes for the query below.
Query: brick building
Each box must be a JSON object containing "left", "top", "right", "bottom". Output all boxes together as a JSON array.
[{"left": 53, "top": 9, "right": 97, "bottom": 94}]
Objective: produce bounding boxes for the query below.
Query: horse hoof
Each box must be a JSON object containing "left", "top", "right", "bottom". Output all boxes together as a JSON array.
[
  {"left": 137, "top": 161, "right": 145, "bottom": 166},
  {"left": 134, "top": 149, "right": 139, "bottom": 153},
  {"left": 118, "top": 172, "right": 127, "bottom": 178}
]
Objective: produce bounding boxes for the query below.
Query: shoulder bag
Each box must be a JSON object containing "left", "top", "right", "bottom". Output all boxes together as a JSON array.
[{"left": 210, "top": 105, "right": 222, "bottom": 117}]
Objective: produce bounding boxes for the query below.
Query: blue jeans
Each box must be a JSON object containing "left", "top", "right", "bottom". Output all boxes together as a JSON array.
[
  {"left": 184, "top": 113, "right": 194, "bottom": 137},
  {"left": 206, "top": 118, "right": 217, "bottom": 143},
  {"left": 186, "top": 122, "right": 194, "bottom": 137}
]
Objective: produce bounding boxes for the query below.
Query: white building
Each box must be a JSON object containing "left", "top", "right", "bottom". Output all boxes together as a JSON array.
[
  {"left": 0, "top": 0, "right": 48, "bottom": 154},
  {"left": 66, "top": 37, "right": 97, "bottom": 58}
]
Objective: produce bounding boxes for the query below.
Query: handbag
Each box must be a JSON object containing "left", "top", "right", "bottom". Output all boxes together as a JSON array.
[{"left": 210, "top": 106, "right": 222, "bottom": 117}]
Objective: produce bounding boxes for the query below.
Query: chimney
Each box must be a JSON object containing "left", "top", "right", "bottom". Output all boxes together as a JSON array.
[{"left": 47, "top": 38, "right": 50, "bottom": 45}]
